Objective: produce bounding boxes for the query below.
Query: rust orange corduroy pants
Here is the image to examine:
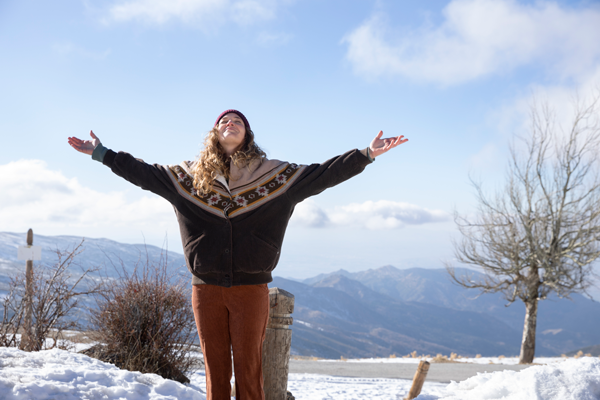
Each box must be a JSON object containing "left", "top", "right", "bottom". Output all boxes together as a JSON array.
[{"left": 192, "top": 284, "right": 270, "bottom": 400}]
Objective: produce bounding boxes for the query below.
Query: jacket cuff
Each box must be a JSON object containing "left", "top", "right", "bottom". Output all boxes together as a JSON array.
[
  {"left": 91, "top": 143, "right": 109, "bottom": 163},
  {"left": 361, "top": 148, "right": 375, "bottom": 162}
]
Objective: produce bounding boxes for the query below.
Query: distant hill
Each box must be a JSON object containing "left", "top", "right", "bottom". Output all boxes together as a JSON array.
[
  {"left": 2, "top": 232, "right": 598, "bottom": 358},
  {"left": 0, "top": 232, "right": 188, "bottom": 283},
  {"left": 0, "top": 232, "right": 188, "bottom": 325},
  {"left": 292, "top": 266, "right": 600, "bottom": 357},
  {"left": 272, "top": 276, "right": 522, "bottom": 358},
  {"left": 566, "top": 344, "right": 600, "bottom": 357}
]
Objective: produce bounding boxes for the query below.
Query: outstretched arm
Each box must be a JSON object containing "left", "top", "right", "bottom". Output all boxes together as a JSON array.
[
  {"left": 369, "top": 131, "right": 408, "bottom": 158},
  {"left": 67, "top": 130, "right": 180, "bottom": 203},
  {"left": 67, "top": 130, "right": 101, "bottom": 155}
]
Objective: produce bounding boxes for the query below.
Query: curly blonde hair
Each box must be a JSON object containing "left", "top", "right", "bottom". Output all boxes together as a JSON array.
[{"left": 192, "top": 126, "right": 266, "bottom": 195}]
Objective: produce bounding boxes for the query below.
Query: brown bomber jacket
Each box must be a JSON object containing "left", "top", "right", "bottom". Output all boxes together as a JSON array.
[{"left": 98, "top": 146, "right": 373, "bottom": 287}]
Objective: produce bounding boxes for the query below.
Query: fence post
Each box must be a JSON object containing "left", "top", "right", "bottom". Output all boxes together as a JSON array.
[
  {"left": 404, "top": 360, "right": 430, "bottom": 400},
  {"left": 262, "top": 287, "right": 294, "bottom": 400},
  {"left": 24, "top": 229, "right": 34, "bottom": 351},
  {"left": 21, "top": 229, "right": 34, "bottom": 351},
  {"left": 15, "top": 229, "right": 41, "bottom": 352}
]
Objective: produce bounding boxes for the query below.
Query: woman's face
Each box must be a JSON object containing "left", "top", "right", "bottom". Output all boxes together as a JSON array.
[{"left": 217, "top": 113, "right": 246, "bottom": 152}]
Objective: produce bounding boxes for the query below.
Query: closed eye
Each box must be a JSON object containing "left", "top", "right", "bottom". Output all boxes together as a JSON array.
[{"left": 220, "top": 118, "right": 243, "bottom": 125}]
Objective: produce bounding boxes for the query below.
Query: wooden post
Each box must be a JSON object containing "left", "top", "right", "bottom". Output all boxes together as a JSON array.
[
  {"left": 23, "top": 229, "right": 34, "bottom": 351},
  {"left": 404, "top": 360, "right": 430, "bottom": 400},
  {"left": 262, "top": 287, "right": 294, "bottom": 400}
]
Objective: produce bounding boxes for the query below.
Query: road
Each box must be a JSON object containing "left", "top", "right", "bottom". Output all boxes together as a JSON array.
[{"left": 288, "top": 360, "right": 532, "bottom": 383}]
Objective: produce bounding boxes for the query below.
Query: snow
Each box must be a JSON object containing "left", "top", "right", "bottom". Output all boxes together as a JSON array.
[
  {"left": 0, "top": 347, "right": 205, "bottom": 400},
  {"left": 336, "top": 355, "right": 567, "bottom": 365},
  {"left": 287, "top": 374, "right": 447, "bottom": 399},
  {"left": 425, "top": 358, "right": 600, "bottom": 400},
  {"left": 1, "top": 347, "right": 599, "bottom": 400}
]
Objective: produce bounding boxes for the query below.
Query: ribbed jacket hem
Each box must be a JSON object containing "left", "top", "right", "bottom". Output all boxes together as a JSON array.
[{"left": 191, "top": 271, "right": 273, "bottom": 287}]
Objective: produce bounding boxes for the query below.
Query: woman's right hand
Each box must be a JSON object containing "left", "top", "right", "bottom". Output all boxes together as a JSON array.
[{"left": 68, "top": 130, "right": 101, "bottom": 155}]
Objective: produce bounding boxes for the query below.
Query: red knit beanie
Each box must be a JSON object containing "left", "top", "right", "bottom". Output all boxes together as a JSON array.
[{"left": 214, "top": 109, "right": 250, "bottom": 131}]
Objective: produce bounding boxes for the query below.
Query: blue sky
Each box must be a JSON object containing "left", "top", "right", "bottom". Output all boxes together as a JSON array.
[{"left": 2, "top": 0, "right": 600, "bottom": 280}]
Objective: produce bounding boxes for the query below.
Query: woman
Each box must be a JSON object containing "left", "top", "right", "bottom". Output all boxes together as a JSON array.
[{"left": 68, "top": 109, "right": 407, "bottom": 400}]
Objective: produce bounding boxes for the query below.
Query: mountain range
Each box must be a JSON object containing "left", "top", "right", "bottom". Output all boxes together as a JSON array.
[
  {"left": 277, "top": 266, "right": 600, "bottom": 358},
  {"left": 1, "top": 232, "right": 598, "bottom": 358},
  {"left": 0, "top": 231, "right": 188, "bottom": 324}
]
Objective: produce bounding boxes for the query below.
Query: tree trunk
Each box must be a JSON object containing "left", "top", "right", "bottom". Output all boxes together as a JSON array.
[{"left": 519, "top": 298, "right": 538, "bottom": 364}]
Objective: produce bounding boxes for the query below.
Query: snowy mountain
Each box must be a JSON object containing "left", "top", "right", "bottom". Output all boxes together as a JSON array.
[
  {"left": 0, "top": 232, "right": 189, "bottom": 325},
  {"left": 2, "top": 232, "right": 598, "bottom": 358},
  {"left": 0, "top": 231, "right": 188, "bottom": 287},
  {"left": 288, "top": 267, "right": 600, "bottom": 357},
  {"left": 272, "top": 275, "right": 522, "bottom": 358}
]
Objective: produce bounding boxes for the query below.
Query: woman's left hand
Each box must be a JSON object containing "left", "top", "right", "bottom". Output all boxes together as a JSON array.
[{"left": 369, "top": 131, "right": 408, "bottom": 158}]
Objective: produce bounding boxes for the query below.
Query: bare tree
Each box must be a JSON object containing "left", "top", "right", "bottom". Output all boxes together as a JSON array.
[
  {"left": 0, "top": 240, "right": 104, "bottom": 351},
  {"left": 446, "top": 94, "right": 600, "bottom": 364}
]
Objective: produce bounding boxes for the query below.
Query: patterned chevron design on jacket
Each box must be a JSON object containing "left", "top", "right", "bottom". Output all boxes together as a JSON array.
[{"left": 166, "top": 161, "right": 306, "bottom": 218}]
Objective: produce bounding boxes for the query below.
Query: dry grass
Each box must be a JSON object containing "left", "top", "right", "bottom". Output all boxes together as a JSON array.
[
  {"left": 290, "top": 355, "right": 322, "bottom": 361},
  {"left": 572, "top": 350, "right": 593, "bottom": 359},
  {"left": 431, "top": 353, "right": 459, "bottom": 363}
]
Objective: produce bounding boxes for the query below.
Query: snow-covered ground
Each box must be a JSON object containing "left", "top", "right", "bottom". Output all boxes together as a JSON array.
[
  {"left": 1, "top": 346, "right": 599, "bottom": 400},
  {"left": 335, "top": 355, "right": 568, "bottom": 365}
]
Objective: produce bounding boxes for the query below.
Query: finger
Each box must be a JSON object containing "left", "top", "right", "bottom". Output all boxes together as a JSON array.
[
  {"left": 376, "top": 130, "right": 383, "bottom": 139},
  {"left": 90, "top": 130, "right": 98, "bottom": 139},
  {"left": 392, "top": 136, "right": 407, "bottom": 146}
]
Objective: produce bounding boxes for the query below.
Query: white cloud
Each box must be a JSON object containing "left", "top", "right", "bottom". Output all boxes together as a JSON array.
[
  {"left": 106, "top": 0, "right": 282, "bottom": 26},
  {"left": 291, "top": 199, "right": 330, "bottom": 227},
  {"left": 491, "top": 66, "right": 600, "bottom": 144},
  {"left": 0, "top": 160, "right": 176, "bottom": 243},
  {"left": 291, "top": 199, "right": 449, "bottom": 230},
  {"left": 342, "top": 0, "right": 600, "bottom": 85}
]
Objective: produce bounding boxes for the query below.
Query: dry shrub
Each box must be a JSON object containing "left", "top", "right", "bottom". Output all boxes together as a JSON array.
[
  {"left": 574, "top": 350, "right": 584, "bottom": 359},
  {"left": 0, "top": 240, "right": 103, "bottom": 351},
  {"left": 475, "top": 354, "right": 482, "bottom": 358},
  {"left": 389, "top": 353, "right": 397, "bottom": 359},
  {"left": 88, "top": 256, "right": 200, "bottom": 383}
]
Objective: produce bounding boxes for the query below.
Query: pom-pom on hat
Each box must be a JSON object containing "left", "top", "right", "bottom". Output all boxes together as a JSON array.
[{"left": 214, "top": 109, "right": 250, "bottom": 131}]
